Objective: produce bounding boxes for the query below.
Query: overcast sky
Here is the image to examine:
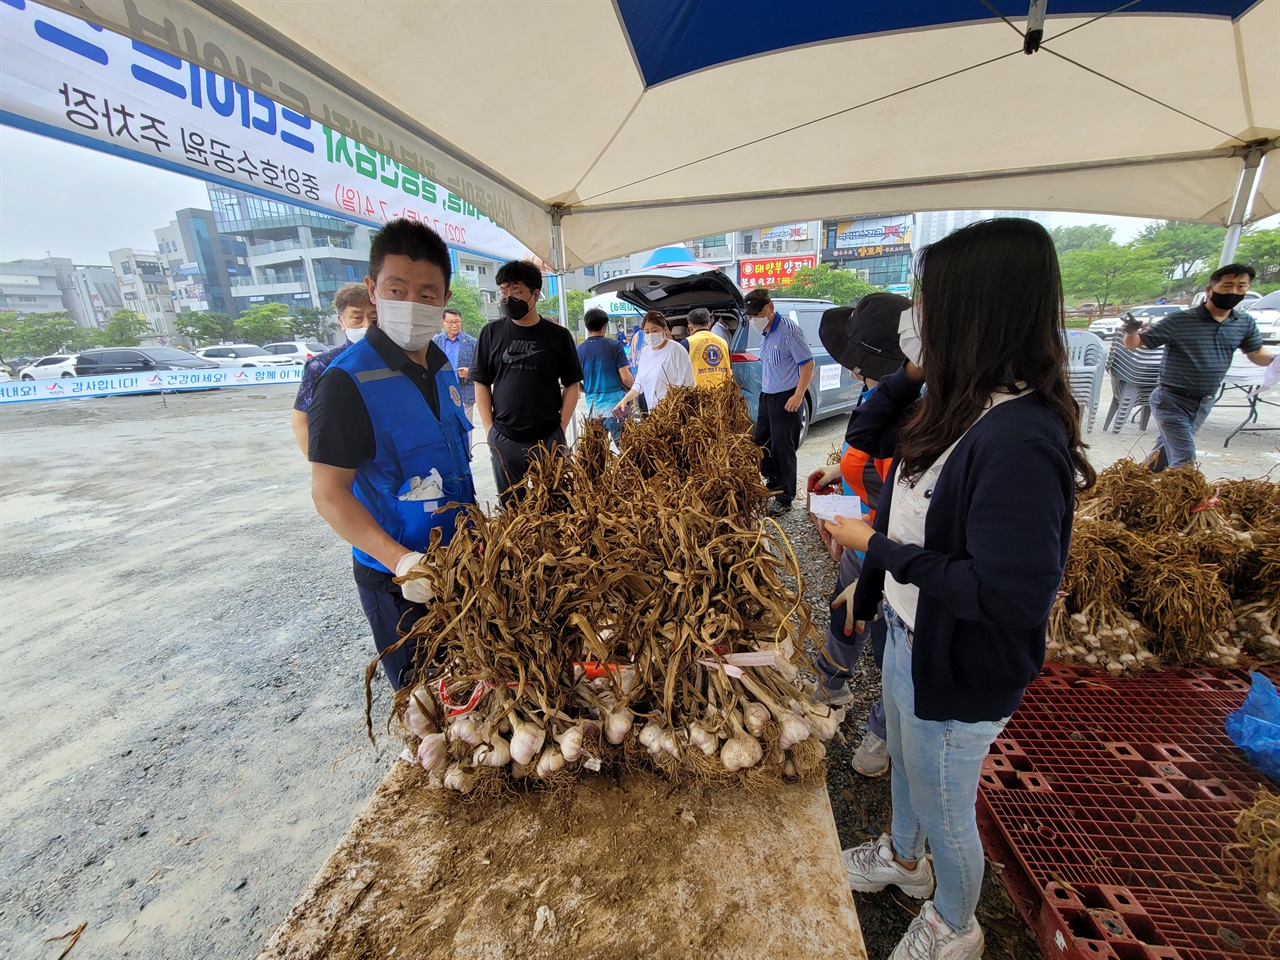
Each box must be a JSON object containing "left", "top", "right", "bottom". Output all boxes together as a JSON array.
[{"left": 0, "top": 124, "right": 1268, "bottom": 266}]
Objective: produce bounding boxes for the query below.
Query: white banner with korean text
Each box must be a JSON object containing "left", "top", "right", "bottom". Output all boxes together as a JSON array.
[
  {"left": 0, "top": 0, "right": 531, "bottom": 262},
  {"left": 0, "top": 366, "right": 303, "bottom": 404}
]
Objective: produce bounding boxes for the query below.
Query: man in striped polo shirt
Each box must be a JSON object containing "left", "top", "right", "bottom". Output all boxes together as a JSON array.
[{"left": 1123, "top": 263, "right": 1273, "bottom": 470}]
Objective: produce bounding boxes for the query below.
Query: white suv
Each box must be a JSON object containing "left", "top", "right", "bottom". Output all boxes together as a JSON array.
[
  {"left": 19, "top": 354, "right": 78, "bottom": 379},
  {"left": 194, "top": 345, "right": 296, "bottom": 368},
  {"left": 261, "top": 341, "right": 330, "bottom": 364}
]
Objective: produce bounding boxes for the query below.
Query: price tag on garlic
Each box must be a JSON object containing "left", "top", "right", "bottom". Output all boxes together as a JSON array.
[{"left": 809, "top": 493, "right": 864, "bottom": 524}]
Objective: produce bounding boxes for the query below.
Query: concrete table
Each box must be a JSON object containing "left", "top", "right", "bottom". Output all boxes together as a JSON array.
[{"left": 256, "top": 762, "right": 866, "bottom": 960}]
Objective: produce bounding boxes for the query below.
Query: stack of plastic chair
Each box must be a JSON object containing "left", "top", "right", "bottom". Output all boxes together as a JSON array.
[
  {"left": 1104, "top": 341, "right": 1164, "bottom": 433},
  {"left": 1065, "top": 330, "right": 1105, "bottom": 432}
]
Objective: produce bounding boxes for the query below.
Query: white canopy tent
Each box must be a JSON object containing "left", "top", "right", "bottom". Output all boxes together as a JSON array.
[{"left": 41, "top": 0, "right": 1279, "bottom": 270}]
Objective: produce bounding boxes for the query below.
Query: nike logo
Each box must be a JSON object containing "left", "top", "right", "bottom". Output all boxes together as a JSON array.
[{"left": 501, "top": 342, "right": 550, "bottom": 364}]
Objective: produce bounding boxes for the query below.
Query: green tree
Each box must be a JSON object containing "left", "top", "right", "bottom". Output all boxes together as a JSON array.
[
  {"left": 1060, "top": 244, "right": 1168, "bottom": 311},
  {"left": 0, "top": 311, "right": 80, "bottom": 357},
  {"left": 1236, "top": 227, "right": 1280, "bottom": 283},
  {"left": 290, "top": 305, "right": 336, "bottom": 342},
  {"left": 1049, "top": 224, "right": 1115, "bottom": 255},
  {"left": 1136, "top": 220, "right": 1227, "bottom": 283},
  {"left": 177, "top": 310, "right": 234, "bottom": 345},
  {"left": 535, "top": 287, "right": 592, "bottom": 331},
  {"left": 776, "top": 263, "right": 881, "bottom": 304},
  {"left": 234, "top": 302, "right": 293, "bottom": 344},
  {"left": 448, "top": 276, "right": 488, "bottom": 337},
  {"left": 100, "top": 309, "right": 150, "bottom": 347}
]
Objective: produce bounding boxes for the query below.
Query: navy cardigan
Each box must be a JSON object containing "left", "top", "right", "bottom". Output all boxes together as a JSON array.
[{"left": 844, "top": 369, "right": 1075, "bottom": 723}]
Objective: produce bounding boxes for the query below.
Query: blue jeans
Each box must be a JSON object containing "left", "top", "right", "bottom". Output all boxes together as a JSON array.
[
  {"left": 881, "top": 604, "right": 1009, "bottom": 934},
  {"left": 815, "top": 550, "right": 887, "bottom": 739},
  {"left": 1149, "top": 385, "right": 1214, "bottom": 470}
]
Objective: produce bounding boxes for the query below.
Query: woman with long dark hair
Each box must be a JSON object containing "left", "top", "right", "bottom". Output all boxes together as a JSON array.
[{"left": 825, "top": 218, "right": 1094, "bottom": 960}]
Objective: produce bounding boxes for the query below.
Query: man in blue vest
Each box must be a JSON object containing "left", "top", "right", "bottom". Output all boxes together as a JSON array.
[{"left": 308, "top": 219, "right": 475, "bottom": 689}]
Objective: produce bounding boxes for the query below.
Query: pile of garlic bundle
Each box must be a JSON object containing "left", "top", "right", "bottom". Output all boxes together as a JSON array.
[
  {"left": 1049, "top": 463, "right": 1280, "bottom": 673},
  {"left": 375, "top": 385, "right": 843, "bottom": 795},
  {"left": 400, "top": 645, "right": 845, "bottom": 795}
]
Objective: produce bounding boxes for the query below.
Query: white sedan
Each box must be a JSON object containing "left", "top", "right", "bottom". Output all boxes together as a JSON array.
[
  {"left": 193, "top": 345, "right": 297, "bottom": 368},
  {"left": 18, "top": 354, "right": 78, "bottom": 379}
]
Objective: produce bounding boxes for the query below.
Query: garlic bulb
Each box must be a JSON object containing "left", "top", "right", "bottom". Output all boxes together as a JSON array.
[
  {"left": 450, "top": 716, "right": 485, "bottom": 746},
  {"left": 473, "top": 733, "right": 511, "bottom": 768},
  {"left": 721, "top": 732, "right": 763, "bottom": 772},
  {"left": 443, "top": 763, "right": 476, "bottom": 793},
  {"left": 404, "top": 687, "right": 439, "bottom": 738},
  {"left": 742, "top": 702, "right": 770, "bottom": 738},
  {"left": 686, "top": 723, "right": 718, "bottom": 756},
  {"left": 509, "top": 713, "right": 546, "bottom": 766},
  {"left": 604, "top": 706, "right": 634, "bottom": 745},
  {"left": 534, "top": 745, "right": 565, "bottom": 778},
  {"left": 639, "top": 720, "right": 665, "bottom": 756},
  {"left": 555, "top": 725, "right": 584, "bottom": 763},
  {"left": 417, "top": 733, "right": 448, "bottom": 773}
]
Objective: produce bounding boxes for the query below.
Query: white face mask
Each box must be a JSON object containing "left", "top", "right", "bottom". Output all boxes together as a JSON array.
[
  {"left": 345, "top": 325, "right": 368, "bottom": 343},
  {"left": 749, "top": 315, "right": 769, "bottom": 333},
  {"left": 644, "top": 331, "right": 665, "bottom": 349},
  {"left": 376, "top": 297, "right": 444, "bottom": 351},
  {"left": 897, "top": 305, "right": 922, "bottom": 368}
]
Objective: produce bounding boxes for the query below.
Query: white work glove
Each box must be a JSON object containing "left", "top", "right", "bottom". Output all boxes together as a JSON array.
[
  {"left": 830, "top": 579, "right": 862, "bottom": 639},
  {"left": 394, "top": 551, "right": 435, "bottom": 604}
]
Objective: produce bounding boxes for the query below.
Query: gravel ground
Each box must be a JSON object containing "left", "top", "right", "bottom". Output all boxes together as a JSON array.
[{"left": 0, "top": 379, "right": 1275, "bottom": 960}]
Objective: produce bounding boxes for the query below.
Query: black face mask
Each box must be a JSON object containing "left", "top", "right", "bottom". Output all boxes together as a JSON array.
[
  {"left": 1209, "top": 291, "right": 1246, "bottom": 310},
  {"left": 501, "top": 296, "right": 530, "bottom": 320}
]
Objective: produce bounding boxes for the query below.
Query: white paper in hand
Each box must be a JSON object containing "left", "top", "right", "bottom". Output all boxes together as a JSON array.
[{"left": 810, "top": 493, "right": 863, "bottom": 524}]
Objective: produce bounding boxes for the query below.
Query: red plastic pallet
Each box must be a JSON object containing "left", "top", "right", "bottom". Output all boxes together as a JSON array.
[{"left": 977, "top": 665, "right": 1277, "bottom": 960}]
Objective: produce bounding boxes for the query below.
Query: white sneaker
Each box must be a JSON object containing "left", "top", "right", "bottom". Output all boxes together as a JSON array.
[
  {"left": 843, "top": 833, "right": 935, "bottom": 898},
  {"left": 851, "top": 731, "right": 890, "bottom": 778},
  {"left": 889, "top": 901, "right": 985, "bottom": 960}
]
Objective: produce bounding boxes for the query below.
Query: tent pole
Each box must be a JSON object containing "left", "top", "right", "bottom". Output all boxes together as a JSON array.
[
  {"left": 550, "top": 207, "right": 577, "bottom": 445},
  {"left": 1219, "top": 146, "right": 1268, "bottom": 266}
]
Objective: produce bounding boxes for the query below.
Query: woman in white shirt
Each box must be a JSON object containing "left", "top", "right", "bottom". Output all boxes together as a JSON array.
[{"left": 613, "top": 311, "right": 694, "bottom": 416}]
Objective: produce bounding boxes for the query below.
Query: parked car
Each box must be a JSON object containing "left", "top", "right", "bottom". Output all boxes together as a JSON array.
[
  {"left": 1245, "top": 290, "right": 1280, "bottom": 345},
  {"left": 1191, "top": 288, "right": 1262, "bottom": 308},
  {"left": 75, "top": 346, "right": 220, "bottom": 376},
  {"left": 0, "top": 369, "right": 9, "bottom": 383},
  {"left": 18, "top": 354, "right": 79, "bottom": 379},
  {"left": 261, "top": 340, "right": 329, "bottom": 364},
  {"left": 1, "top": 356, "right": 35, "bottom": 376},
  {"left": 591, "top": 265, "right": 859, "bottom": 444},
  {"left": 1090, "top": 304, "right": 1182, "bottom": 340},
  {"left": 194, "top": 344, "right": 297, "bottom": 368}
]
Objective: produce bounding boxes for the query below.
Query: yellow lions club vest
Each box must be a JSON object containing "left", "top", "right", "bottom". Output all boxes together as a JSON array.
[{"left": 686, "top": 329, "right": 731, "bottom": 387}]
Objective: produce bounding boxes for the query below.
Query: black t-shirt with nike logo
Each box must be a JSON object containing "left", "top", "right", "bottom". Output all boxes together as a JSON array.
[{"left": 471, "top": 315, "right": 584, "bottom": 442}]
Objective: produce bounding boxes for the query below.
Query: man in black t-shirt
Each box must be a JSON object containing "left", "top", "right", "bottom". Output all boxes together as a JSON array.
[{"left": 471, "top": 260, "right": 583, "bottom": 505}]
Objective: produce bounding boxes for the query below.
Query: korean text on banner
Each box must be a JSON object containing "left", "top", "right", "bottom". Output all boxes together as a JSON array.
[
  {"left": 738, "top": 256, "right": 817, "bottom": 289},
  {"left": 0, "top": 366, "right": 304, "bottom": 404},
  {"left": 0, "top": 0, "right": 530, "bottom": 262}
]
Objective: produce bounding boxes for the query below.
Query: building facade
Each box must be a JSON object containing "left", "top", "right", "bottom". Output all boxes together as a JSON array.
[
  {"left": 0, "top": 258, "right": 75, "bottom": 316},
  {"left": 914, "top": 209, "right": 1054, "bottom": 247},
  {"left": 820, "top": 214, "right": 916, "bottom": 291},
  {"left": 109, "top": 248, "right": 176, "bottom": 342},
  {"left": 65, "top": 265, "right": 123, "bottom": 327},
  {"left": 207, "top": 185, "right": 372, "bottom": 314},
  {"left": 155, "top": 208, "right": 244, "bottom": 320},
  {"left": 597, "top": 223, "right": 823, "bottom": 292}
]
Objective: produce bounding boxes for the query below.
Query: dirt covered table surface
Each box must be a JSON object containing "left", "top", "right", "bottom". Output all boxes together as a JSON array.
[{"left": 256, "top": 761, "right": 865, "bottom": 960}]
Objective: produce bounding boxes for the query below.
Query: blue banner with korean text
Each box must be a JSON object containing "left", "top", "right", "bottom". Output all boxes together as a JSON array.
[{"left": 0, "top": 366, "right": 304, "bottom": 404}]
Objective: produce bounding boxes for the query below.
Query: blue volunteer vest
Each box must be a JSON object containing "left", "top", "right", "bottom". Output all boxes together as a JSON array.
[{"left": 327, "top": 340, "right": 475, "bottom": 573}]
